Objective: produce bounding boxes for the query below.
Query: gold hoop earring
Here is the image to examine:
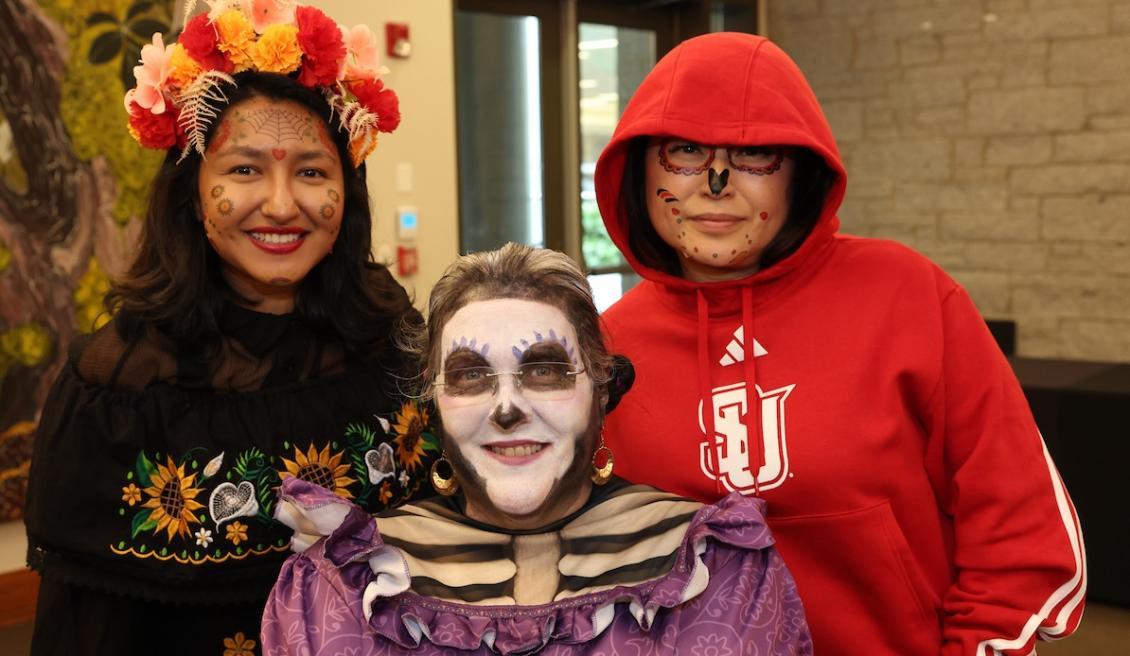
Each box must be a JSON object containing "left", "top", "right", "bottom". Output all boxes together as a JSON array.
[
  {"left": 431, "top": 454, "right": 459, "bottom": 497},
  {"left": 591, "top": 434, "right": 614, "bottom": 486}
]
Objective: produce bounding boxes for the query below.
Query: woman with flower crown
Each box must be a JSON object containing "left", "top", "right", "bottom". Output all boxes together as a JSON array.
[{"left": 23, "top": 2, "right": 438, "bottom": 653}]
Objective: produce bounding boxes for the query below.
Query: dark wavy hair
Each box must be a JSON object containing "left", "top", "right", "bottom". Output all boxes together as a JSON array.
[
  {"left": 621, "top": 137, "right": 838, "bottom": 277},
  {"left": 106, "top": 71, "right": 416, "bottom": 362}
]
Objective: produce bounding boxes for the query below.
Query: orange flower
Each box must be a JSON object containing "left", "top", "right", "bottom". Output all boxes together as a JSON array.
[
  {"left": 378, "top": 481, "right": 392, "bottom": 505},
  {"left": 140, "top": 456, "right": 204, "bottom": 541},
  {"left": 214, "top": 10, "right": 256, "bottom": 72},
  {"left": 167, "top": 43, "right": 203, "bottom": 90},
  {"left": 280, "top": 444, "right": 357, "bottom": 499},
  {"left": 393, "top": 402, "right": 429, "bottom": 471},
  {"left": 121, "top": 483, "right": 141, "bottom": 506},
  {"left": 251, "top": 24, "right": 302, "bottom": 74},
  {"left": 223, "top": 631, "right": 256, "bottom": 656},
  {"left": 225, "top": 520, "right": 248, "bottom": 546}
]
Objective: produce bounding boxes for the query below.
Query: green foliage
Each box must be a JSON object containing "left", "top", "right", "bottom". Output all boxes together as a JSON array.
[
  {"left": 39, "top": 0, "right": 174, "bottom": 224},
  {"left": 134, "top": 451, "right": 157, "bottom": 486},
  {"left": 581, "top": 198, "right": 625, "bottom": 269}
]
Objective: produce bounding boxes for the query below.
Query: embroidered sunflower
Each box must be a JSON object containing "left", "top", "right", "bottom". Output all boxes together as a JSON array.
[
  {"left": 393, "top": 402, "right": 429, "bottom": 471},
  {"left": 280, "top": 444, "right": 356, "bottom": 499},
  {"left": 121, "top": 483, "right": 142, "bottom": 506},
  {"left": 378, "top": 481, "right": 392, "bottom": 505},
  {"left": 225, "top": 521, "right": 248, "bottom": 546},
  {"left": 141, "top": 456, "right": 205, "bottom": 541},
  {"left": 223, "top": 631, "right": 256, "bottom": 656}
]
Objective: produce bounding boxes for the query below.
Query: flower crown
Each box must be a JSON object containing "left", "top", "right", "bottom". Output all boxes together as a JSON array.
[{"left": 124, "top": 0, "right": 400, "bottom": 167}]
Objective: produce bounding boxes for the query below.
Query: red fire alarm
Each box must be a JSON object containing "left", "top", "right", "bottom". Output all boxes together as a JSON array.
[
  {"left": 397, "top": 245, "right": 419, "bottom": 277},
  {"left": 386, "top": 23, "right": 411, "bottom": 58}
]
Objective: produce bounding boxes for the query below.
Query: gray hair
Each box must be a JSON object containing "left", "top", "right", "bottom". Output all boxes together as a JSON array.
[{"left": 402, "top": 243, "right": 613, "bottom": 402}]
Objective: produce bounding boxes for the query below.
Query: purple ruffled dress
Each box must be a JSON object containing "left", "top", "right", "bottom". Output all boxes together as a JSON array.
[{"left": 263, "top": 478, "right": 812, "bottom": 655}]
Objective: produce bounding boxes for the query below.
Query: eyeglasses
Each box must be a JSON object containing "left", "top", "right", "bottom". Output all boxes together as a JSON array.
[
  {"left": 434, "top": 362, "right": 586, "bottom": 406},
  {"left": 658, "top": 139, "right": 787, "bottom": 176}
]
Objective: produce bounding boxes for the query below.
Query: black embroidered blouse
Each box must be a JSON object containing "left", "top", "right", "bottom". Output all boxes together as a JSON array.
[{"left": 24, "top": 294, "right": 438, "bottom": 652}]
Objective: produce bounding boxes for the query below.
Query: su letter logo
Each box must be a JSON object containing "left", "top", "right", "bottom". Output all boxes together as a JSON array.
[{"left": 697, "top": 381, "right": 795, "bottom": 493}]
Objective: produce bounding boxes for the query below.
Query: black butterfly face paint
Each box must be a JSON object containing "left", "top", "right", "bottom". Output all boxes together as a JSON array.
[{"left": 644, "top": 138, "right": 798, "bottom": 282}]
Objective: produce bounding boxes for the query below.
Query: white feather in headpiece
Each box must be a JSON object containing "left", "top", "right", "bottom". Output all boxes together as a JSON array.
[{"left": 175, "top": 70, "right": 237, "bottom": 162}]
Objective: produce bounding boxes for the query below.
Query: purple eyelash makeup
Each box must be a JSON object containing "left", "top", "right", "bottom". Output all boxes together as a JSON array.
[
  {"left": 511, "top": 330, "right": 576, "bottom": 364},
  {"left": 450, "top": 336, "right": 490, "bottom": 358}
]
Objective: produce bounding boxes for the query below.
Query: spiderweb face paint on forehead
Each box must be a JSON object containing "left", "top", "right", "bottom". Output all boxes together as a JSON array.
[{"left": 511, "top": 329, "right": 577, "bottom": 365}]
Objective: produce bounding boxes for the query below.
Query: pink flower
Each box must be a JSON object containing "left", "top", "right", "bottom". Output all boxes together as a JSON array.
[
  {"left": 127, "top": 33, "right": 174, "bottom": 114},
  {"left": 250, "top": 0, "right": 295, "bottom": 33},
  {"left": 343, "top": 25, "right": 388, "bottom": 81}
]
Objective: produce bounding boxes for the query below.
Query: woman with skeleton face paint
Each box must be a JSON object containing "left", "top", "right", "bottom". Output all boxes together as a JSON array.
[
  {"left": 595, "top": 33, "right": 1085, "bottom": 655},
  {"left": 264, "top": 244, "right": 812, "bottom": 654}
]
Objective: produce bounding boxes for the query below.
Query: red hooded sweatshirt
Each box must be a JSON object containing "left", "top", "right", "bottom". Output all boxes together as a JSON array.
[{"left": 596, "top": 33, "right": 1084, "bottom": 655}]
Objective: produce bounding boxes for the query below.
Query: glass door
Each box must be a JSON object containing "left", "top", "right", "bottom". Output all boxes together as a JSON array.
[
  {"left": 576, "top": 22, "right": 654, "bottom": 311},
  {"left": 454, "top": 10, "right": 546, "bottom": 252}
]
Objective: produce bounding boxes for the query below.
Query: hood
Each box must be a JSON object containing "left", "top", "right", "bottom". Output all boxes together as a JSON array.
[{"left": 595, "top": 32, "right": 848, "bottom": 291}]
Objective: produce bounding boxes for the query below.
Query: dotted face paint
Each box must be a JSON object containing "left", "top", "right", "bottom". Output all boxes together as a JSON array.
[{"left": 644, "top": 139, "right": 797, "bottom": 282}]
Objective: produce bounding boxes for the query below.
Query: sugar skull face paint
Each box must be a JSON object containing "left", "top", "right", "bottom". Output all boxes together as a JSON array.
[
  {"left": 197, "top": 95, "right": 345, "bottom": 313},
  {"left": 435, "top": 298, "right": 597, "bottom": 530},
  {"left": 645, "top": 138, "right": 795, "bottom": 281}
]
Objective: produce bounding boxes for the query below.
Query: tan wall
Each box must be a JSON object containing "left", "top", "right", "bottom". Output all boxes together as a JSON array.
[
  {"left": 316, "top": 0, "right": 460, "bottom": 311},
  {"left": 769, "top": 0, "right": 1130, "bottom": 362}
]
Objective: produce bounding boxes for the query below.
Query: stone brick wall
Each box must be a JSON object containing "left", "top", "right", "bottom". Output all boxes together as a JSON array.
[{"left": 770, "top": 0, "right": 1130, "bottom": 362}]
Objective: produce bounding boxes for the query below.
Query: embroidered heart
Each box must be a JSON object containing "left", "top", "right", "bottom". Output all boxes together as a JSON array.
[
  {"left": 271, "top": 148, "right": 286, "bottom": 160},
  {"left": 209, "top": 481, "right": 259, "bottom": 526},
  {"left": 366, "top": 443, "right": 396, "bottom": 484}
]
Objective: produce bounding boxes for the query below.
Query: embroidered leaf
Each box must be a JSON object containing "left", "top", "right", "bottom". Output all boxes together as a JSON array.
[
  {"left": 135, "top": 452, "right": 157, "bottom": 486},
  {"left": 345, "top": 422, "right": 376, "bottom": 448},
  {"left": 233, "top": 447, "right": 267, "bottom": 479},
  {"left": 256, "top": 482, "right": 274, "bottom": 517},
  {"left": 420, "top": 432, "right": 441, "bottom": 453},
  {"left": 175, "top": 70, "right": 236, "bottom": 162},
  {"left": 130, "top": 510, "right": 158, "bottom": 538}
]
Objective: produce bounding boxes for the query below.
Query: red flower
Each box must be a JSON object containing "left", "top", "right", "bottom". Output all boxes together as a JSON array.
[
  {"left": 349, "top": 79, "right": 401, "bottom": 133},
  {"left": 295, "top": 6, "right": 346, "bottom": 87},
  {"left": 179, "top": 14, "right": 233, "bottom": 73},
  {"left": 128, "top": 101, "right": 179, "bottom": 149}
]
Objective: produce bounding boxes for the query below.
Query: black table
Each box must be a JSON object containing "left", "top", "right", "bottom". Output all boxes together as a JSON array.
[{"left": 1010, "top": 357, "right": 1130, "bottom": 607}]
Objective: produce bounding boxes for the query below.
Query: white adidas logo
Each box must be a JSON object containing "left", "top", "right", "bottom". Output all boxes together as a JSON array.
[{"left": 719, "top": 325, "right": 768, "bottom": 366}]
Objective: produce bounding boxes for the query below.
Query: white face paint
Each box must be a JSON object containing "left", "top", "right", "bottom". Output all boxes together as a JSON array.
[{"left": 436, "top": 298, "right": 594, "bottom": 527}]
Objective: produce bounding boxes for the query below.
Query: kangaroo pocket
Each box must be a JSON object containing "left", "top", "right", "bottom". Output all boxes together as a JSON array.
[{"left": 770, "top": 501, "right": 941, "bottom": 655}]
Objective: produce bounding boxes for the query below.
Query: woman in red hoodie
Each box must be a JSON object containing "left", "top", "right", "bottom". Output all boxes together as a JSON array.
[{"left": 596, "top": 32, "right": 1085, "bottom": 655}]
